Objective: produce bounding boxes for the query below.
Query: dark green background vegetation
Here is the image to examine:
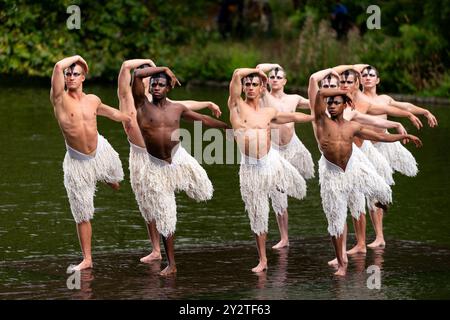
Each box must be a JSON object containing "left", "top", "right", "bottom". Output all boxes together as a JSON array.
[{"left": 1, "top": 0, "right": 449, "bottom": 96}]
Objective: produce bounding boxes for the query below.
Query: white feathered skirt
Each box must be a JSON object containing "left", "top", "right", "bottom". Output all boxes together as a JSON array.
[
  {"left": 142, "top": 145, "right": 213, "bottom": 238},
  {"left": 128, "top": 141, "right": 154, "bottom": 223},
  {"left": 273, "top": 133, "right": 315, "bottom": 179},
  {"left": 63, "top": 134, "right": 124, "bottom": 224},
  {"left": 373, "top": 141, "right": 418, "bottom": 177},
  {"left": 318, "top": 145, "right": 392, "bottom": 237},
  {"left": 239, "top": 148, "right": 307, "bottom": 235}
]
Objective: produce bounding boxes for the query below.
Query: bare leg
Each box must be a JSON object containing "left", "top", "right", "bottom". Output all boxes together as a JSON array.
[
  {"left": 347, "top": 213, "right": 367, "bottom": 255},
  {"left": 160, "top": 234, "right": 177, "bottom": 276},
  {"left": 272, "top": 209, "right": 289, "bottom": 249},
  {"left": 328, "top": 224, "right": 348, "bottom": 266},
  {"left": 368, "top": 207, "right": 386, "bottom": 248},
  {"left": 73, "top": 221, "right": 93, "bottom": 271},
  {"left": 330, "top": 224, "right": 348, "bottom": 276},
  {"left": 252, "top": 233, "right": 268, "bottom": 273},
  {"left": 140, "top": 220, "right": 162, "bottom": 263}
]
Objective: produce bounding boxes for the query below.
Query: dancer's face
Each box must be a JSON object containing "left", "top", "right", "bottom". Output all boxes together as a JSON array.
[
  {"left": 150, "top": 77, "right": 169, "bottom": 99},
  {"left": 268, "top": 70, "right": 287, "bottom": 90},
  {"left": 361, "top": 68, "right": 380, "bottom": 89},
  {"left": 64, "top": 65, "right": 85, "bottom": 90},
  {"left": 320, "top": 76, "right": 339, "bottom": 89},
  {"left": 339, "top": 74, "right": 357, "bottom": 92},
  {"left": 326, "top": 96, "right": 345, "bottom": 117},
  {"left": 243, "top": 76, "right": 262, "bottom": 100}
]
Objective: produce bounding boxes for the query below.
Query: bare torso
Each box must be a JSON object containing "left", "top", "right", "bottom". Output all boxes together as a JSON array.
[
  {"left": 230, "top": 99, "right": 275, "bottom": 159},
  {"left": 267, "top": 94, "right": 299, "bottom": 146},
  {"left": 350, "top": 91, "right": 378, "bottom": 146},
  {"left": 315, "top": 117, "right": 359, "bottom": 171},
  {"left": 53, "top": 92, "right": 101, "bottom": 154},
  {"left": 136, "top": 98, "right": 186, "bottom": 162}
]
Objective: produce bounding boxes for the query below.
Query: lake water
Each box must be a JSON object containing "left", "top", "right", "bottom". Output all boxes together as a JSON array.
[{"left": 0, "top": 84, "right": 449, "bottom": 299}]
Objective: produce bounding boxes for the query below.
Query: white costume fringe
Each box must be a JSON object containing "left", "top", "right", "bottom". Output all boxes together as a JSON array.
[
  {"left": 374, "top": 141, "right": 418, "bottom": 177},
  {"left": 143, "top": 145, "right": 213, "bottom": 237},
  {"left": 63, "top": 134, "right": 124, "bottom": 223},
  {"left": 318, "top": 145, "right": 392, "bottom": 237},
  {"left": 128, "top": 141, "right": 156, "bottom": 223},
  {"left": 360, "top": 140, "right": 394, "bottom": 186},
  {"left": 272, "top": 133, "right": 315, "bottom": 179},
  {"left": 239, "top": 148, "right": 307, "bottom": 235}
]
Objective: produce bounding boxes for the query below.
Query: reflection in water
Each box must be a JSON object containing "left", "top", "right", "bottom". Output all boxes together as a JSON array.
[{"left": 71, "top": 269, "right": 94, "bottom": 300}]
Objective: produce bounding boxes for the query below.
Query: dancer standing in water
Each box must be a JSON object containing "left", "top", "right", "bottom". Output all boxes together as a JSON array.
[
  {"left": 132, "top": 66, "right": 229, "bottom": 276},
  {"left": 311, "top": 87, "right": 422, "bottom": 276},
  {"left": 228, "top": 67, "right": 312, "bottom": 273},
  {"left": 118, "top": 59, "right": 223, "bottom": 264},
  {"left": 255, "top": 63, "right": 313, "bottom": 250},
  {"left": 50, "top": 55, "right": 131, "bottom": 271}
]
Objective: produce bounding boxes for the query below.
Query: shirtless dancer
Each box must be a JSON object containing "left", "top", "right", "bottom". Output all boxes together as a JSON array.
[
  {"left": 332, "top": 66, "right": 424, "bottom": 255},
  {"left": 50, "top": 55, "right": 131, "bottom": 271},
  {"left": 255, "top": 63, "right": 313, "bottom": 249},
  {"left": 132, "top": 66, "right": 229, "bottom": 275},
  {"left": 118, "top": 59, "right": 223, "bottom": 263},
  {"left": 309, "top": 69, "right": 416, "bottom": 267},
  {"left": 311, "top": 87, "right": 422, "bottom": 276},
  {"left": 228, "top": 68, "right": 312, "bottom": 272},
  {"left": 359, "top": 64, "right": 438, "bottom": 248}
]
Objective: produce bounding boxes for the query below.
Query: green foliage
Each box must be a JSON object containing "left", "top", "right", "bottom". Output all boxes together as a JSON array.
[{"left": 0, "top": 0, "right": 448, "bottom": 96}]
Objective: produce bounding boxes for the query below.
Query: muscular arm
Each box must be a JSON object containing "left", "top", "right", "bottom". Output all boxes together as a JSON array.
[
  {"left": 367, "top": 103, "right": 423, "bottom": 129},
  {"left": 255, "top": 63, "right": 282, "bottom": 73},
  {"left": 50, "top": 55, "right": 88, "bottom": 104},
  {"left": 228, "top": 68, "right": 267, "bottom": 111},
  {"left": 118, "top": 59, "right": 155, "bottom": 111},
  {"left": 332, "top": 64, "right": 355, "bottom": 75},
  {"left": 308, "top": 68, "right": 339, "bottom": 113},
  {"left": 352, "top": 111, "right": 407, "bottom": 134},
  {"left": 296, "top": 95, "right": 310, "bottom": 110},
  {"left": 386, "top": 96, "right": 438, "bottom": 127},
  {"left": 181, "top": 108, "right": 230, "bottom": 129},
  {"left": 272, "top": 111, "right": 313, "bottom": 124},
  {"left": 98, "top": 103, "right": 132, "bottom": 123},
  {"left": 355, "top": 126, "right": 422, "bottom": 147},
  {"left": 169, "top": 99, "right": 222, "bottom": 118}
]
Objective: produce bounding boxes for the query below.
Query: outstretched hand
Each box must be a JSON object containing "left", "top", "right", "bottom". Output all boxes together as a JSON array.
[
  {"left": 407, "top": 134, "right": 423, "bottom": 148},
  {"left": 208, "top": 102, "right": 222, "bottom": 118},
  {"left": 164, "top": 68, "right": 181, "bottom": 88},
  {"left": 425, "top": 111, "right": 438, "bottom": 127},
  {"left": 409, "top": 114, "right": 423, "bottom": 130}
]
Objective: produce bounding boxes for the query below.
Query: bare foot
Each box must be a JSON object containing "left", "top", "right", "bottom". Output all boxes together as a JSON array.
[
  {"left": 328, "top": 257, "right": 348, "bottom": 267},
  {"left": 159, "top": 265, "right": 177, "bottom": 276},
  {"left": 107, "top": 182, "right": 120, "bottom": 190},
  {"left": 368, "top": 239, "right": 386, "bottom": 248},
  {"left": 140, "top": 251, "right": 162, "bottom": 263},
  {"left": 251, "top": 262, "right": 268, "bottom": 273},
  {"left": 272, "top": 240, "right": 289, "bottom": 249},
  {"left": 347, "top": 245, "right": 366, "bottom": 255},
  {"left": 72, "top": 259, "right": 93, "bottom": 271},
  {"left": 334, "top": 265, "right": 347, "bottom": 276}
]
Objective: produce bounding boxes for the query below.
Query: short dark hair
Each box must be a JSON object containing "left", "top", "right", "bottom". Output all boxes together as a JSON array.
[
  {"left": 340, "top": 68, "right": 361, "bottom": 85},
  {"left": 319, "top": 73, "right": 340, "bottom": 88},
  {"left": 150, "top": 72, "right": 172, "bottom": 88},
  {"left": 270, "top": 67, "right": 287, "bottom": 79},
  {"left": 241, "top": 73, "right": 262, "bottom": 85}
]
